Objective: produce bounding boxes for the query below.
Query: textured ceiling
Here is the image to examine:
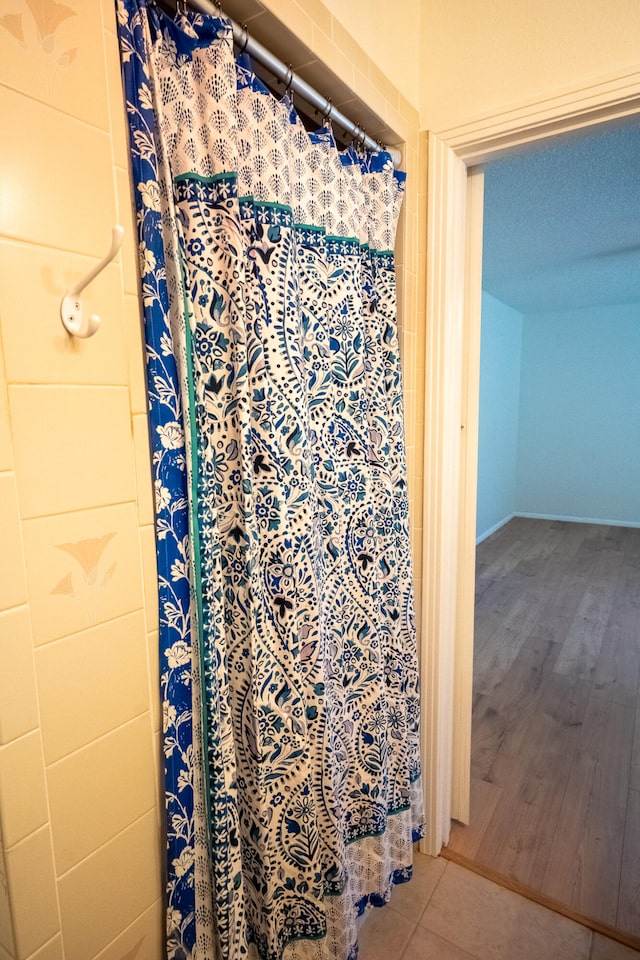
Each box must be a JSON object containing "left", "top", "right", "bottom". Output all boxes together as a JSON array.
[{"left": 482, "top": 122, "right": 640, "bottom": 315}]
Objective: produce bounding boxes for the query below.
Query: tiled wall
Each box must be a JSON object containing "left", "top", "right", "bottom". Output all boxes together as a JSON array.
[
  {"left": 0, "top": 1, "right": 425, "bottom": 959},
  {"left": 0, "top": 2, "right": 162, "bottom": 958}
]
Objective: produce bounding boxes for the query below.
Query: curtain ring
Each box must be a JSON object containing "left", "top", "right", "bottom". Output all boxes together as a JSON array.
[
  {"left": 284, "top": 64, "right": 293, "bottom": 95},
  {"left": 238, "top": 22, "right": 250, "bottom": 53},
  {"left": 323, "top": 97, "right": 333, "bottom": 123}
]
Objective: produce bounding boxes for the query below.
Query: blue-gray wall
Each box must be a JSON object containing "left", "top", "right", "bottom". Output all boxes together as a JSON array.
[
  {"left": 516, "top": 302, "right": 640, "bottom": 525},
  {"left": 476, "top": 296, "right": 640, "bottom": 540},
  {"left": 476, "top": 292, "right": 523, "bottom": 541}
]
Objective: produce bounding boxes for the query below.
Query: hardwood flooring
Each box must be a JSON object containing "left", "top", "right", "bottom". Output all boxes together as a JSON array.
[{"left": 445, "top": 518, "right": 640, "bottom": 943}]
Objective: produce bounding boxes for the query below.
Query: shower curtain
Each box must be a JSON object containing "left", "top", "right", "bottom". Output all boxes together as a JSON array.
[{"left": 117, "top": 3, "right": 423, "bottom": 958}]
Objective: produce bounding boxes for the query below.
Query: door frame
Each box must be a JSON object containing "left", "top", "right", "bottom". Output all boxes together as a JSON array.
[{"left": 420, "top": 67, "right": 640, "bottom": 857}]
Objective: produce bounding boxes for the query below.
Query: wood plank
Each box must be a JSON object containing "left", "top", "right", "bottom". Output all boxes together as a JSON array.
[
  {"left": 553, "top": 548, "right": 624, "bottom": 681},
  {"left": 446, "top": 778, "right": 503, "bottom": 859},
  {"left": 473, "top": 589, "right": 544, "bottom": 696},
  {"left": 543, "top": 520, "right": 590, "bottom": 564},
  {"left": 476, "top": 534, "right": 534, "bottom": 583},
  {"left": 593, "top": 617, "right": 640, "bottom": 707},
  {"left": 469, "top": 631, "right": 564, "bottom": 785},
  {"left": 541, "top": 694, "right": 634, "bottom": 926},
  {"left": 617, "top": 788, "right": 640, "bottom": 938},
  {"left": 473, "top": 673, "right": 591, "bottom": 889},
  {"left": 631, "top": 695, "right": 640, "bottom": 795},
  {"left": 462, "top": 519, "right": 640, "bottom": 941},
  {"left": 593, "top": 539, "right": 640, "bottom": 706}
]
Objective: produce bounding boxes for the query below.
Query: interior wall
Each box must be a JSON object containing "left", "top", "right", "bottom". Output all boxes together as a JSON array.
[
  {"left": 517, "top": 302, "right": 640, "bottom": 525},
  {"left": 0, "top": 2, "right": 163, "bottom": 958},
  {"left": 319, "top": 0, "right": 421, "bottom": 112},
  {"left": 420, "top": 0, "right": 640, "bottom": 132},
  {"left": 0, "top": 1, "right": 424, "bottom": 958},
  {"left": 476, "top": 292, "right": 523, "bottom": 542}
]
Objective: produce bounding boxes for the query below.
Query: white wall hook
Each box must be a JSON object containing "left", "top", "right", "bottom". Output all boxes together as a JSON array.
[{"left": 61, "top": 225, "right": 125, "bottom": 338}]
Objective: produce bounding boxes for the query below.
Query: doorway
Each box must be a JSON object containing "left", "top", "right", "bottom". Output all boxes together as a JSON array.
[
  {"left": 444, "top": 124, "right": 640, "bottom": 943},
  {"left": 418, "top": 72, "right": 640, "bottom": 932}
]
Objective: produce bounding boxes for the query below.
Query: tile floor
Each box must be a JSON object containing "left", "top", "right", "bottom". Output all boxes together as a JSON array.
[{"left": 358, "top": 856, "right": 640, "bottom": 960}]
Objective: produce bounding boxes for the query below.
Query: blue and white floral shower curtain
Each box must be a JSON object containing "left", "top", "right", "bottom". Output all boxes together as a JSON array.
[{"left": 117, "top": 2, "right": 423, "bottom": 957}]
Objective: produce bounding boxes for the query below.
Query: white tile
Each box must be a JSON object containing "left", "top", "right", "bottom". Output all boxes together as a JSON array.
[
  {"left": 0, "top": 242, "right": 128, "bottom": 387},
  {"left": 57, "top": 811, "right": 161, "bottom": 960},
  {"left": 47, "top": 715, "right": 156, "bottom": 874},
  {"left": 104, "top": 28, "right": 130, "bottom": 170},
  {"left": 147, "top": 630, "right": 160, "bottom": 733},
  {"left": 419, "top": 863, "right": 592, "bottom": 960},
  {"left": 139, "top": 526, "right": 158, "bottom": 635},
  {"left": 22, "top": 934, "right": 64, "bottom": 960},
  {"left": 5, "top": 826, "right": 60, "bottom": 959},
  {"left": 115, "top": 167, "right": 139, "bottom": 297},
  {"left": 388, "top": 853, "right": 447, "bottom": 922},
  {"left": 402, "top": 927, "right": 477, "bottom": 960},
  {"left": 0, "top": 338, "right": 11, "bottom": 472},
  {"left": 10, "top": 385, "right": 135, "bottom": 519},
  {"left": 0, "top": 855, "right": 15, "bottom": 955},
  {"left": 0, "top": 607, "right": 38, "bottom": 745},
  {"left": 36, "top": 611, "right": 150, "bottom": 764},
  {"left": 133, "top": 415, "right": 153, "bottom": 526},
  {"left": 0, "top": 474, "right": 26, "bottom": 612},
  {"left": 0, "top": 88, "right": 115, "bottom": 256},
  {"left": 92, "top": 898, "right": 163, "bottom": 960},
  {"left": 22, "top": 503, "right": 143, "bottom": 647},
  {"left": 0, "top": 0, "right": 109, "bottom": 129},
  {"left": 358, "top": 905, "right": 415, "bottom": 960},
  {"left": 0, "top": 732, "right": 48, "bottom": 849},
  {"left": 123, "top": 295, "right": 148, "bottom": 416}
]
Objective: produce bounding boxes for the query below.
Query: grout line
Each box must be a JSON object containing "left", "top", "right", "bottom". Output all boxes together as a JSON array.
[
  {"left": 21, "top": 497, "right": 139, "bottom": 525},
  {"left": 44, "top": 709, "right": 153, "bottom": 770},
  {"left": 0, "top": 81, "right": 111, "bottom": 137},
  {"left": 7, "top": 383, "right": 131, "bottom": 391},
  {"left": 0, "top": 230, "right": 123, "bottom": 263},
  {"left": 395, "top": 918, "right": 418, "bottom": 960},
  {"left": 55, "top": 804, "right": 157, "bottom": 881},
  {"left": 87, "top": 896, "right": 162, "bottom": 960},
  {"left": 23, "top": 932, "right": 62, "bottom": 960},
  {"left": 32, "top": 607, "right": 146, "bottom": 653}
]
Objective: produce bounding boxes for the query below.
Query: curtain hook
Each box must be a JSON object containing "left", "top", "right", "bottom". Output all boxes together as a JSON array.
[
  {"left": 238, "top": 21, "right": 250, "bottom": 53},
  {"left": 323, "top": 97, "right": 333, "bottom": 123},
  {"left": 284, "top": 64, "right": 293, "bottom": 96}
]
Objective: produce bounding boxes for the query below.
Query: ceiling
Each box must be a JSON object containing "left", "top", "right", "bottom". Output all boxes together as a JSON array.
[{"left": 482, "top": 121, "right": 640, "bottom": 315}]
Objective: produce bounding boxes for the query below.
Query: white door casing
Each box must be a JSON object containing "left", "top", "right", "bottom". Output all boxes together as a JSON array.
[
  {"left": 420, "top": 67, "right": 640, "bottom": 858},
  {"left": 420, "top": 133, "right": 468, "bottom": 856}
]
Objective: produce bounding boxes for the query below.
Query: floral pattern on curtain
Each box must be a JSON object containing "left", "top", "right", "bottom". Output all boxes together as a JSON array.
[{"left": 117, "top": 3, "right": 423, "bottom": 959}]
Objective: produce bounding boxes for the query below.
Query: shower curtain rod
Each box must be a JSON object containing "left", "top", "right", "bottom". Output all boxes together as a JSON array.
[{"left": 185, "top": 0, "right": 402, "bottom": 167}]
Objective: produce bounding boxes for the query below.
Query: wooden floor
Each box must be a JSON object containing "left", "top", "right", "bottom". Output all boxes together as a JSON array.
[{"left": 445, "top": 517, "right": 640, "bottom": 943}]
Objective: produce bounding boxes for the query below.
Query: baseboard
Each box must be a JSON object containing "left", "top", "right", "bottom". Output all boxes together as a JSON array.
[
  {"left": 476, "top": 513, "right": 515, "bottom": 545},
  {"left": 515, "top": 512, "right": 640, "bottom": 529}
]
